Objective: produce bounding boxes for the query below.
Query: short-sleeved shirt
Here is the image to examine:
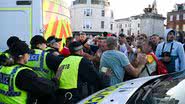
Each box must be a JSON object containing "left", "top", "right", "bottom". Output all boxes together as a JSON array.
[
  {"left": 100, "top": 50, "right": 130, "bottom": 86},
  {"left": 119, "top": 44, "right": 128, "bottom": 56}
]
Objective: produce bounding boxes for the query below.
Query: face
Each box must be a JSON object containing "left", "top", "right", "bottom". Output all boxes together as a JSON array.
[
  {"left": 167, "top": 31, "right": 175, "bottom": 42},
  {"left": 119, "top": 36, "right": 126, "bottom": 44},
  {"left": 101, "top": 40, "right": 108, "bottom": 51},
  {"left": 51, "top": 42, "right": 60, "bottom": 49},
  {"left": 80, "top": 35, "right": 87, "bottom": 42},
  {"left": 37, "top": 43, "right": 47, "bottom": 50},
  {"left": 66, "top": 39, "right": 74, "bottom": 47},
  {"left": 23, "top": 53, "right": 30, "bottom": 64},
  {"left": 98, "top": 39, "right": 103, "bottom": 47},
  {"left": 142, "top": 42, "right": 150, "bottom": 53},
  {"left": 136, "top": 36, "right": 145, "bottom": 47},
  {"left": 151, "top": 36, "right": 160, "bottom": 44}
]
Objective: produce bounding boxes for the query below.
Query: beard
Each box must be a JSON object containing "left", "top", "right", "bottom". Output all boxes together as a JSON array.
[{"left": 167, "top": 37, "right": 174, "bottom": 42}]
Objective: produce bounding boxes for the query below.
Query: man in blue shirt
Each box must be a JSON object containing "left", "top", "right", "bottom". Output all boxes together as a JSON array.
[{"left": 100, "top": 37, "right": 147, "bottom": 87}]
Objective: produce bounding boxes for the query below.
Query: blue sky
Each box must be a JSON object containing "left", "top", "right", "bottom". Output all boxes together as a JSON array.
[{"left": 67, "top": 0, "right": 185, "bottom": 19}]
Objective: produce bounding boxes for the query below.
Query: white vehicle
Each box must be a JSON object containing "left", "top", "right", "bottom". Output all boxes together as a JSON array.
[
  {"left": 0, "top": 0, "right": 72, "bottom": 51},
  {"left": 78, "top": 71, "right": 185, "bottom": 104}
]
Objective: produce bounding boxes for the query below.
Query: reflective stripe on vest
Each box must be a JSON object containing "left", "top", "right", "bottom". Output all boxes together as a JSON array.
[
  {"left": 59, "top": 56, "right": 82, "bottom": 89},
  {"left": 0, "top": 65, "right": 29, "bottom": 104},
  {"left": 45, "top": 47, "right": 53, "bottom": 52},
  {"left": 26, "top": 49, "right": 54, "bottom": 79}
]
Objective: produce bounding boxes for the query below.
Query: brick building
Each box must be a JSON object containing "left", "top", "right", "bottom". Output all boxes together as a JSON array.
[{"left": 167, "top": 3, "right": 185, "bottom": 32}]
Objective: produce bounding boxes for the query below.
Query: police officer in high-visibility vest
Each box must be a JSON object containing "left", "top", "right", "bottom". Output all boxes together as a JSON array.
[
  {"left": 26, "top": 35, "right": 62, "bottom": 80},
  {"left": 55, "top": 41, "right": 102, "bottom": 104},
  {"left": 0, "top": 40, "right": 59, "bottom": 104}
]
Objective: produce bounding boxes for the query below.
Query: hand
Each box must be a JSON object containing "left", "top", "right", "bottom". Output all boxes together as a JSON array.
[
  {"left": 104, "top": 69, "right": 113, "bottom": 77},
  {"left": 137, "top": 53, "right": 147, "bottom": 65},
  {"left": 83, "top": 53, "right": 93, "bottom": 60}
]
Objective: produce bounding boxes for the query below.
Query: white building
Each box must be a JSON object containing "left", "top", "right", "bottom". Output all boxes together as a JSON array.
[
  {"left": 114, "top": 18, "right": 131, "bottom": 36},
  {"left": 70, "top": 0, "right": 114, "bottom": 36},
  {"left": 114, "top": 0, "right": 165, "bottom": 37}
]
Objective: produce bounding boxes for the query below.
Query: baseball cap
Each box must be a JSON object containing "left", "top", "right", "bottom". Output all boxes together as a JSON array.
[
  {"left": 30, "top": 35, "right": 46, "bottom": 46},
  {"left": 9, "top": 41, "right": 34, "bottom": 58},
  {"left": 7, "top": 36, "right": 21, "bottom": 48},
  {"left": 47, "top": 36, "right": 62, "bottom": 44},
  {"left": 68, "top": 41, "right": 83, "bottom": 53}
]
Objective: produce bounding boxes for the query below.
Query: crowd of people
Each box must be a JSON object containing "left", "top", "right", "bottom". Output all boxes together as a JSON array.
[{"left": 0, "top": 28, "right": 185, "bottom": 104}]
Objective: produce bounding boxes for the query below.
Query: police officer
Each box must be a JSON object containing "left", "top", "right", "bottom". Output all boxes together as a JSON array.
[
  {"left": 0, "top": 41, "right": 59, "bottom": 104},
  {"left": 25, "top": 35, "right": 62, "bottom": 79},
  {"left": 26, "top": 35, "right": 62, "bottom": 104},
  {"left": 55, "top": 41, "right": 102, "bottom": 104}
]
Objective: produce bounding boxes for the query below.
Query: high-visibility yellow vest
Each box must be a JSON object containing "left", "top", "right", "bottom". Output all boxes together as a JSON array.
[
  {"left": 59, "top": 56, "right": 82, "bottom": 89},
  {"left": 26, "top": 49, "right": 54, "bottom": 79},
  {"left": 0, "top": 65, "right": 31, "bottom": 104}
]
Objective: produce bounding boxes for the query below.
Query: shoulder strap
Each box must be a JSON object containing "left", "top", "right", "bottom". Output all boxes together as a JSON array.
[
  {"left": 169, "top": 42, "right": 174, "bottom": 55},
  {"left": 145, "top": 65, "right": 151, "bottom": 76},
  {"left": 162, "top": 43, "right": 165, "bottom": 53}
]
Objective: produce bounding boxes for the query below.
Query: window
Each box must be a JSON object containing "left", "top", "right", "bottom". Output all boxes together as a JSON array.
[
  {"left": 176, "top": 14, "right": 180, "bottom": 20},
  {"left": 138, "top": 30, "right": 140, "bottom": 34},
  {"left": 117, "top": 24, "right": 119, "bottom": 28},
  {"left": 183, "top": 24, "right": 185, "bottom": 31},
  {"left": 138, "top": 23, "right": 140, "bottom": 27},
  {"left": 176, "top": 25, "right": 179, "bottom": 31},
  {"left": 170, "top": 15, "right": 173, "bottom": 21},
  {"left": 183, "top": 14, "right": 185, "bottom": 20},
  {"left": 110, "top": 24, "right": 113, "bottom": 30},
  {"left": 83, "top": 20, "right": 92, "bottom": 29},
  {"left": 101, "top": 10, "right": 105, "bottom": 17},
  {"left": 111, "top": 11, "right": 114, "bottom": 18},
  {"left": 125, "top": 24, "right": 127, "bottom": 28},
  {"left": 119, "top": 24, "right": 122, "bottom": 28},
  {"left": 101, "top": 21, "right": 104, "bottom": 29},
  {"left": 84, "top": 8, "right": 92, "bottom": 16}
]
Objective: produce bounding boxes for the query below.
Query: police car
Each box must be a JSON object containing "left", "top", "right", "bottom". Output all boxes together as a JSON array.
[{"left": 78, "top": 71, "right": 185, "bottom": 104}]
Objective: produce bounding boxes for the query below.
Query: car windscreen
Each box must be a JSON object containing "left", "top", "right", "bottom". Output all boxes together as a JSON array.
[{"left": 127, "top": 71, "right": 185, "bottom": 104}]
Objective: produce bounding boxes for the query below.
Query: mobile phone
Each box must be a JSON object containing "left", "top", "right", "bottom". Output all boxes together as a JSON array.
[{"left": 101, "top": 67, "right": 108, "bottom": 73}]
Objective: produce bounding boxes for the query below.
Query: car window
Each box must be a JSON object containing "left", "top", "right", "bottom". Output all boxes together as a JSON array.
[{"left": 127, "top": 72, "right": 185, "bottom": 104}]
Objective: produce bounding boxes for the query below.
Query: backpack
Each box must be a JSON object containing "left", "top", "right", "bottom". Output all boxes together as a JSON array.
[{"left": 148, "top": 52, "right": 168, "bottom": 75}]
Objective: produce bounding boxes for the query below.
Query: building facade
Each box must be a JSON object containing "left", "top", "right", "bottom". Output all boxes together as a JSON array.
[
  {"left": 167, "top": 3, "right": 185, "bottom": 32},
  {"left": 113, "top": 0, "right": 165, "bottom": 37},
  {"left": 114, "top": 18, "right": 131, "bottom": 35},
  {"left": 70, "top": 0, "right": 114, "bottom": 36}
]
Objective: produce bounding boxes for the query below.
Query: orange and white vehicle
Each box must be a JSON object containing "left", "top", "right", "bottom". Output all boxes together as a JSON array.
[{"left": 0, "top": 0, "right": 72, "bottom": 51}]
